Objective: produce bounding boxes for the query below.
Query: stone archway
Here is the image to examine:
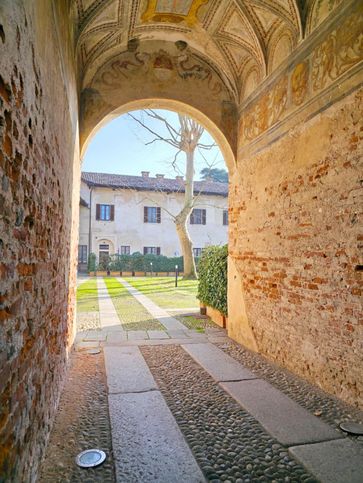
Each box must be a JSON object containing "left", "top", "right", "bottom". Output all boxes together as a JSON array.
[{"left": 80, "top": 97, "right": 258, "bottom": 349}]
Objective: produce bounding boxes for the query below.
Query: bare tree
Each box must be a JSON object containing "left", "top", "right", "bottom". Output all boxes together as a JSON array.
[{"left": 128, "top": 110, "right": 216, "bottom": 279}]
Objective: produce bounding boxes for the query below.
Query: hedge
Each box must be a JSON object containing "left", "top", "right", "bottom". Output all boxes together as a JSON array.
[{"left": 197, "top": 245, "right": 228, "bottom": 316}]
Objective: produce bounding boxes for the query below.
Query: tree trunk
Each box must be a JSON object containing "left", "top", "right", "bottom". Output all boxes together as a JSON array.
[
  {"left": 175, "top": 210, "right": 197, "bottom": 279},
  {"left": 175, "top": 148, "right": 197, "bottom": 279}
]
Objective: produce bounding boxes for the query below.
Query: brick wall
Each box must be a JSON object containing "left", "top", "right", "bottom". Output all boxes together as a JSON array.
[
  {"left": 230, "top": 87, "right": 363, "bottom": 407},
  {"left": 0, "top": 1, "right": 79, "bottom": 480}
]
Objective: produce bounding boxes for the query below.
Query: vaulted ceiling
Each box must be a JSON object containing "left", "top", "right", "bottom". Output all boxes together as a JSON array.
[{"left": 71, "top": 0, "right": 343, "bottom": 104}]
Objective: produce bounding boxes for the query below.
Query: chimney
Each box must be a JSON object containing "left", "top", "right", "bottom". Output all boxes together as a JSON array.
[
  {"left": 141, "top": 171, "right": 150, "bottom": 178},
  {"left": 176, "top": 176, "right": 183, "bottom": 180},
  {"left": 156, "top": 174, "right": 164, "bottom": 179}
]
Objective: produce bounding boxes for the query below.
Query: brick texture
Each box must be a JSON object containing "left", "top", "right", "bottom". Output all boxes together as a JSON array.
[
  {"left": 0, "top": 1, "right": 79, "bottom": 480},
  {"left": 230, "top": 87, "right": 363, "bottom": 408}
]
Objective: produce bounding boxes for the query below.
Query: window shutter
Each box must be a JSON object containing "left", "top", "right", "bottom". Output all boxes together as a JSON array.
[
  {"left": 144, "top": 207, "right": 148, "bottom": 223},
  {"left": 110, "top": 205, "right": 115, "bottom": 221},
  {"left": 157, "top": 247, "right": 161, "bottom": 256},
  {"left": 157, "top": 207, "right": 161, "bottom": 223},
  {"left": 143, "top": 247, "right": 147, "bottom": 255},
  {"left": 202, "top": 209, "right": 206, "bottom": 225},
  {"left": 96, "top": 204, "right": 100, "bottom": 220},
  {"left": 190, "top": 210, "right": 194, "bottom": 224}
]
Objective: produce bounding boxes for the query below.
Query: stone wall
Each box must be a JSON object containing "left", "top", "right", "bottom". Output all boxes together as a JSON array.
[
  {"left": 227, "top": 0, "right": 363, "bottom": 409},
  {"left": 229, "top": 87, "right": 363, "bottom": 407},
  {"left": 0, "top": 1, "right": 78, "bottom": 480}
]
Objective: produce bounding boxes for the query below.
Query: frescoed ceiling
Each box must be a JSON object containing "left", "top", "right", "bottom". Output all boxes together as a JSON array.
[{"left": 71, "top": 0, "right": 341, "bottom": 104}]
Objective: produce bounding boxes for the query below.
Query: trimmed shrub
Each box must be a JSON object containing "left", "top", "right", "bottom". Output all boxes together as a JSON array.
[
  {"left": 87, "top": 253, "right": 96, "bottom": 272},
  {"left": 197, "top": 245, "right": 228, "bottom": 316},
  {"left": 107, "top": 253, "right": 186, "bottom": 273}
]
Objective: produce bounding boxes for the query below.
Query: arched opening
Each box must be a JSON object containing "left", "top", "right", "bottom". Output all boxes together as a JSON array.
[{"left": 79, "top": 104, "right": 234, "bottom": 315}]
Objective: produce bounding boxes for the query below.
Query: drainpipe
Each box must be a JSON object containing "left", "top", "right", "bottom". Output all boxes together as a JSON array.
[{"left": 88, "top": 186, "right": 93, "bottom": 258}]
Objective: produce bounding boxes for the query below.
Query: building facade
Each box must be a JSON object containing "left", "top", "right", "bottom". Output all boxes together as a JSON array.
[{"left": 78, "top": 171, "right": 228, "bottom": 270}]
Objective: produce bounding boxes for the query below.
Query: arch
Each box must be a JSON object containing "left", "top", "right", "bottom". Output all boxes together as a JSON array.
[
  {"left": 80, "top": 98, "right": 237, "bottom": 176},
  {"left": 79, "top": 39, "right": 238, "bottom": 165}
]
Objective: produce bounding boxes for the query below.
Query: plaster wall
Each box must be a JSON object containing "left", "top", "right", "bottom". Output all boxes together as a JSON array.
[
  {"left": 0, "top": 1, "right": 78, "bottom": 480},
  {"left": 79, "top": 182, "right": 228, "bottom": 258}
]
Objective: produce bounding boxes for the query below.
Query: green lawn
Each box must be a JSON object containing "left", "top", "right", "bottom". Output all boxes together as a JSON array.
[
  {"left": 176, "top": 315, "right": 219, "bottom": 333},
  {"left": 104, "top": 277, "right": 163, "bottom": 331},
  {"left": 77, "top": 278, "right": 99, "bottom": 313},
  {"left": 123, "top": 277, "right": 199, "bottom": 309}
]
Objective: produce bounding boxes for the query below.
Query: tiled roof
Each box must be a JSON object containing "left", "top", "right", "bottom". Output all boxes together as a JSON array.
[{"left": 81, "top": 172, "right": 228, "bottom": 197}]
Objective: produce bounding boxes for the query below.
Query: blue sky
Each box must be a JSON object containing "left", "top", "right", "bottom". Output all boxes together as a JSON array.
[{"left": 82, "top": 109, "right": 225, "bottom": 181}]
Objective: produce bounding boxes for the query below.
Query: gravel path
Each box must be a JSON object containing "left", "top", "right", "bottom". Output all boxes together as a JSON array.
[
  {"left": 216, "top": 342, "right": 363, "bottom": 444},
  {"left": 38, "top": 349, "right": 115, "bottom": 483},
  {"left": 141, "top": 344, "right": 317, "bottom": 483}
]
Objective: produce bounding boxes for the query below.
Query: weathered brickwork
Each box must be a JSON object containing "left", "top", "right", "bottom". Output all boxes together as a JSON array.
[
  {"left": 0, "top": 1, "right": 79, "bottom": 481},
  {"left": 230, "top": 87, "right": 363, "bottom": 408}
]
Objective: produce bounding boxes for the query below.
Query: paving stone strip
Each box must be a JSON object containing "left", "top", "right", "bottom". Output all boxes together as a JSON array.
[
  {"left": 183, "top": 343, "right": 340, "bottom": 447},
  {"left": 216, "top": 341, "right": 363, "bottom": 445},
  {"left": 97, "top": 277, "right": 125, "bottom": 331},
  {"left": 104, "top": 344, "right": 204, "bottom": 482},
  {"left": 141, "top": 344, "right": 317, "bottom": 483},
  {"left": 117, "top": 277, "right": 187, "bottom": 331}
]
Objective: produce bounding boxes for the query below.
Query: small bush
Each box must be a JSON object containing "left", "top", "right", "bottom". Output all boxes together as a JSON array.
[
  {"left": 197, "top": 245, "right": 228, "bottom": 316},
  {"left": 87, "top": 253, "right": 96, "bottom": 272}
]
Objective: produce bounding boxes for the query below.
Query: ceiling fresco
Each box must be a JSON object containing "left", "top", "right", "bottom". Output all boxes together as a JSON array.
[{"left": 72, "top": 0, "right": 344, "bottom": 104}]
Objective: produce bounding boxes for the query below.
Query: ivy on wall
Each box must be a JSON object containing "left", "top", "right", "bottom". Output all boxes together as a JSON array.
[{"left": 197, "top": 245, "right": 228, "bottom": 316}]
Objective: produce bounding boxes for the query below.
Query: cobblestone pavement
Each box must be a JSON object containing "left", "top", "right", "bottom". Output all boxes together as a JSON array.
[
  {"left": 38, "top": 349, "right": 115, "bottom": 483},
  {"left": 77, "top": 311, "right": 101, "bottom": 332},
  {"left": 216, "top": 341, "right": 363, "bottom": 446},
  {"left": 141, "top": 344, "right": 317, "bottom": 483}
]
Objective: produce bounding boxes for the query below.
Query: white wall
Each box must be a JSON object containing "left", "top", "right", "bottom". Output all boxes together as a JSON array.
[{"left": 79, "top": 181, "right": 228, "bottom": 259}]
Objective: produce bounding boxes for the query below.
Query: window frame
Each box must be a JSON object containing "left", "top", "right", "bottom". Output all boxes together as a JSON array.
[
  {"left": 143, "top": 246, "right": 161, "bottom": 255},
  {"left": 190, "top": 208, "right": 206, "bottom": 225},
  {"left": 144, "top": 206, "right": 161, "bottom": 224},
  {"left": 223, "top": 209, "right": 228, "bottom": 226},
  {"left": 78, "top": 245, "right": 88, "bottom": 264},
  {"left": 96, "top": 204, "right": 114, "bottom": 221}
]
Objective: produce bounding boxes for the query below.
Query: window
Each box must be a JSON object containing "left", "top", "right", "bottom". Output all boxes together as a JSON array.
[
  {"left": 143, "top": 247, "right": 161, "bottom": 255},
  {"left": 120, "top": 245, "right": 130, "bottom": 255},
  {"left": 78, "top": 245, "right": 87, "bottom": 263},
  {"left": 96, "top": 204, "right": 114, "bottom": 221},
  {"left": 99, "top": 244, "right": 109, "bottom": 250},
  {"left": 144, "top": 206, "right": 161, "bottom": 223},
  {"left": 223, "top": 209, "right": 228, "bottom": 226},
  {"left": 190, "top": 208, "right": 206, "bottom": 225},
  {"left": 193, "top": 248, "right": 203, "bottom": 257}
]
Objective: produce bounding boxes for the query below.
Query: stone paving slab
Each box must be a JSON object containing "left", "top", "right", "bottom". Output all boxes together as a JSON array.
[
  {"left": 104, "top": 346, "right": 157, "bottom": 394},
  {"left": 97, "top": 278, "right": 125, "bottom": 331},
  {"left": 289, "top": 438, "right": 363, "bottom": 483},
  {"left": 102, "top": 338, "right": 220, "bottom": 347},
  {"left": 221, "top": 379, "right": 342, "bottom": 446},
  {"left": 106, "top": 331, "right": 127, "bottom": 343},
  {"left": 84, "top": 330, "right": 106, "bottom": 341},
  {"left": 108, "top": 391, "right": 205, "bottom": 483},
  {"left": 147, "top": 330, "right": 170, "bottom": 340},
  {"left": 117, "top": 278, "right": 186, "bottom": 331},
  {"left": 127, "top": 330, "right": 148, "bottom": 340},
  {"left": 182, "top": 343, "right": 257, "bottom": 382}
]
